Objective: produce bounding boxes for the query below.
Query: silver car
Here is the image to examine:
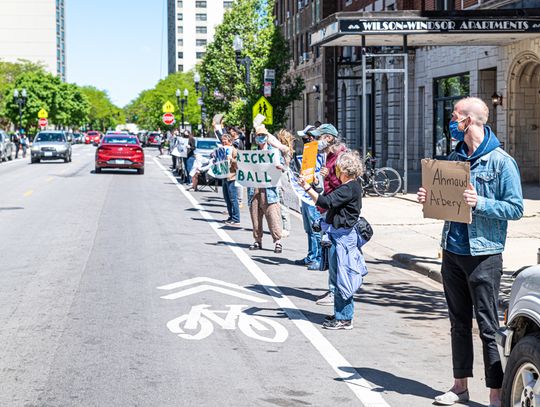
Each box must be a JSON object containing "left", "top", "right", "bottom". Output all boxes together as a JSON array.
[
  {"left": 0, "top": 130, "right": 15, "bottom": 162},
  {"left": 31, "top": 131, "right": 72, "bottom": 163},
  {"left": 496, "top": 265, "right": 540, "bottom": 406}
]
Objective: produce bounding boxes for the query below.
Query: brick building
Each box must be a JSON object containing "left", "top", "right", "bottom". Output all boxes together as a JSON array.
[{"left": 276, "top": 0, "right": 540, "bottom": 187}]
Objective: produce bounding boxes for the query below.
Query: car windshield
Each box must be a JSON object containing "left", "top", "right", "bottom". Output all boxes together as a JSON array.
[
  {"left": 35, "top": 133, "right": 65, "bottom": 142},
  {"left": 197, "top": 140, "right": 218, "bottom": 149},
  {"left": 103, "top": 137, "right": 138, "bottom": 145}
]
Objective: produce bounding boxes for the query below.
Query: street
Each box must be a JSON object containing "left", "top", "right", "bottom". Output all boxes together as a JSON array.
[{"left": 0, "top": 145, "right": 491, "bottom": 407}]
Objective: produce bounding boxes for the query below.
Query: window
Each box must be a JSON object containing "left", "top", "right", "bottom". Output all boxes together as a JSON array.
[
  {"left": 196, "top": 26, "right": 207, "bottom": 34},
  {"left": 178, "top": 26, "right": 183, "bottom": 33},
  {"left": 196, "top": 39, "right": 207, "bottom": 46},
  {"left": 178, "top": 38, "right": 183, "bottom": 46},
  {"left": 196, "top": 13, "right": 207, "bottom": 21},
  {"left": 178, "top": 65, "right": 183, "bottom": 72},
  {"left": 177, "top": 13, "right": 183, "bottom": 20},
  {"left": 178, "top": 52, "right": 183, "bottom": 59},
  {"left": 196, "top": 52, "right": 205, "bottom": 59},
  {"left": 195, "top": 1, "right": 207, "bottom": 7},
  {"left": 224, "top": 1, "right": 233, "bottom": 8},
  {"left": 177, "top": 0, "right": 183, "bottom": 7}
]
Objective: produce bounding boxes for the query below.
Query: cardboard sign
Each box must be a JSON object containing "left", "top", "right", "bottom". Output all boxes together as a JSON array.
[
  {"left": 421, "top": 159, "right": 472, "bottom": 223},
  {"left": 236, "top": 150, "right": 282, "bottom": 188},
  {"left": 209, "top": 160, "right": 230, "bottom": 179},
  {"left": 300, "top": 141, "right": 319, "bottom": 183}
]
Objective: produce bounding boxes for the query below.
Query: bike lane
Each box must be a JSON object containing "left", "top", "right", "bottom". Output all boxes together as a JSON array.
[{"left": 152, "top": 158, "right": 391, "bottom": 407}]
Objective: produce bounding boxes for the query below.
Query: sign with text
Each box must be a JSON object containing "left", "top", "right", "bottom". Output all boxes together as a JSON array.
[
  {"left": 236, "top": 150, "right": 281, "bottom": 188},
  {"left": 209, "top": 160, "right": 230, "bottom": 179},
  {"left": 300, "top": 141, "right": 318, "bottom": 183},
  {"left": 421, "top": 159, "right": 472, "bottom": 224}
]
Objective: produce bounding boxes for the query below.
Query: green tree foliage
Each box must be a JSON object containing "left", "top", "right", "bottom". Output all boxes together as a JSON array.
[
  {"left": 199, "top": 0, "right": 303, "bottom": 132},
  {"left": 124, "top": 71, "right": 201, "bottom": 131},
  {"left": 80, "top": 86, "right": 125, "bottom": 131}
]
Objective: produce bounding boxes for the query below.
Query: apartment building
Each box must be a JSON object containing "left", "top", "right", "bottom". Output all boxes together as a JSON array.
[
  {"left": 277, "top": 0, "right": 540, "bottom": 186},
  {"left": 167, "top": 0, "right": 233, "bottom": 74},
  {"left": 0, "top": 0, "right": 66, "bottom": 80}
]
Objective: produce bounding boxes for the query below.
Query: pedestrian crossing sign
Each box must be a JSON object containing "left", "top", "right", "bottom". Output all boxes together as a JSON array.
[{"left": 252, "top": 96, "right": 273, "bottom": 126}]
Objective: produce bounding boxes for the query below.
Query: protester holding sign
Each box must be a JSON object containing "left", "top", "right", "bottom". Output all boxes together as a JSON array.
[
  {"left": 246, "top": 133, "right": 283, "bottom": 254},
  {"left": 417, "top": 97, "right": 523, "bottom": 407},
  {"left": 219, "top": 134, "right": 240, "bottom": 225},
  {"left": 298, "top": 151, "right": 366, "bottom": 330},
  {"left": 276, "top": 129, "right": 295, "bottom": 238}
]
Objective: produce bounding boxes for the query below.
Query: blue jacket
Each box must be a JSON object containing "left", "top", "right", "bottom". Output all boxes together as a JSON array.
[{"left": 441, "top": 127, "right": 524, "bottom": 256}]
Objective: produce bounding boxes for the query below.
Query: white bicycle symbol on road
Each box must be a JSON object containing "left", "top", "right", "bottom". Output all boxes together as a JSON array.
[{"left": 167, "top": 304, "right": 288, "bottom": 343}]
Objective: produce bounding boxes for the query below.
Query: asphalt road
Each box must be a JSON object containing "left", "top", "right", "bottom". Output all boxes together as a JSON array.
[{"left": 0, "top": 145, "right": 491, "bottom": 407}]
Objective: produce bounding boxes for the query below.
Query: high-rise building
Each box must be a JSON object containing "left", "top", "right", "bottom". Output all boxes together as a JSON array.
[
  {"left": 167, "top": 0, "right": 232, "bottom": 74},
  {"left": 0, "top": 0, "right": 66, "bottom": 81}
]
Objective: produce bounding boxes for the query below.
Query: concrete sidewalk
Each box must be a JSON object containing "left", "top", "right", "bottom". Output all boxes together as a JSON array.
[{"left": 361, "top": 184, "right": 540, "bottom": 303}]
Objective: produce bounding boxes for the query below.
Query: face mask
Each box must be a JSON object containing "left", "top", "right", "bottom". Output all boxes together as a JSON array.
[
  {"left": 449, "top": 117, "right": 468, "bottom": 142},
  {"left": 255, "top": 136, "right": 267, "bottom": 145},
  {"left": 318, "top": 139, "right": 328, "bottom": 151}
]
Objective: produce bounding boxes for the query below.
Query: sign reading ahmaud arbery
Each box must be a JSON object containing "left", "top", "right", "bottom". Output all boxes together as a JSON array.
[{"left": 421, "top": 159, "right": 472, "bottom": 224}]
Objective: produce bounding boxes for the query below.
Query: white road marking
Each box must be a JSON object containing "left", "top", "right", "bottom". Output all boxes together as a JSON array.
[
  {"left": 153, "top": 158, "right": 391, "bottom": 407},
  {"left": 158, "top": 276, "right": 262, "bottom": 293},
  {"left": 159, "top": 284, "right": 267, "bottom": 303}
]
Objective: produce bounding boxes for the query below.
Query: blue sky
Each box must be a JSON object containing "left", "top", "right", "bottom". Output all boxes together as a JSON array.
[{"left": 66, "top": 0, "right": 167, "bottom": 107}]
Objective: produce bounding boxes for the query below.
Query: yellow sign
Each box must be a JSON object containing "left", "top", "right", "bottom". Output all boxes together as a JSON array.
[
  {"left": 301, "top": 141, "right": 319, "bottom": 183},
  {"left": 252, "top": 96, "right": 273, "bottom": 125},
  {"left": 37, "top": 109, "right": 48, "bottom": 119},
  {"left": 162, "top": 101, "right": 175, "bottom": 113}
]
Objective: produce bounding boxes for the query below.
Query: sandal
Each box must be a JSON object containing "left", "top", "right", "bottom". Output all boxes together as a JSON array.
[
  {"left": 274, "top": 242, "right": 282, "bottom": 254},
  {"left": 249, "top": 242, "right": 262, "bottom": 251}
]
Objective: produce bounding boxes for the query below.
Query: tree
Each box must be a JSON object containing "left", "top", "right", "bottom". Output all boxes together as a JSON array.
[
  {"left": 199, "top": 0, "right": 303, "bottom": 132},
  {"left": 80, "top": 86, "right": 124, "bottom": 131}
]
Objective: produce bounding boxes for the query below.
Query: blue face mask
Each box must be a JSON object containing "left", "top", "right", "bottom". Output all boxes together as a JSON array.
[
  {"left": 255, "top": 136, "right": 267, "bottom": 145},
  {"left": 449, "top": 118, "right": 467, "bottom": 142}
]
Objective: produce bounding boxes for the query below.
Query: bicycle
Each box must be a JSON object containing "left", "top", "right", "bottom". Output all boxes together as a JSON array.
[
  {"left": 361, "top": 154, "right": 402, "bottom": 197},
  {"left": 166, "top": 304, "right": 288, "bottom": 343}
]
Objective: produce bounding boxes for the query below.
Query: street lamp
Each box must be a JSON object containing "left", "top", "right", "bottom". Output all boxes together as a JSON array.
[
  {"left": 176, "top": 88, "right": 189, "bottom": 129},
  {"left": 233, "top": 34, "right": 252, "bottom": 148},
  {"left": 193, "top": 73, "right": 207, "bottom": 137},
  {"left": 13, "top": 88, "right": 28, "bottom": 135}
]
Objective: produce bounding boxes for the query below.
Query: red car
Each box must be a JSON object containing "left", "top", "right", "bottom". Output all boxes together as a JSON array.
[
  {"left": 95, "top": 134, "right": 145, "bottom": 174},
  {"left": 85, "top": 130, "right": 101, "bottom": 144},
  {"left": 147, "top": 132, "right": 162, "bottom": 146}
]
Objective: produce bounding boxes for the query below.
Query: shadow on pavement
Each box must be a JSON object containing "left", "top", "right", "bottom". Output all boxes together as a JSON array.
[
  {"left": 185, "top": 207, "right": 224, "bottom": 215},
  {"left": 205, "top": 240, "right": 252, "bottom": 250},
  {"left": 246, "top": 284, "right": 326, "bottom": 303},
  {"left": 336, "top": 367, "right": 486, "bottom": 407},
  {"left": 358, "top": 281, "right": 448, "bottom": 321},
  {"left": 250, "top": 255, "right": 299, "bottom": 266},
  {"left": 393, "top": 253, "right": 441, "bottom": 266},
  {"left": 190, "top": 217, "right": 222, "bottom": 223}
]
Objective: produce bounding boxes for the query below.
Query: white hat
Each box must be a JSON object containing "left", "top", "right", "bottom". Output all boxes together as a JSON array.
[{"left": 297, "top": 125, "right": 317, "bottom": 137}]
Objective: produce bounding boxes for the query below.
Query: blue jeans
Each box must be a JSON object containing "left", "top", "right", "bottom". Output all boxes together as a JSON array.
[
  {"left": 301, "top": 202, "right": 321, "bottom": 264},
  {"left": 184, "top": 156, "right": 195, "bottom": 184},
  {"left": 222, "top": 179, "right": 240, "bottom": 222},
  {"left": 328, "top": 244, "right": 337, "bottom": 295}
]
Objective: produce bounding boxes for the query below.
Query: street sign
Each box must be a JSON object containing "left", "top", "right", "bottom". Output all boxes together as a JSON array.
[
  {"left": 38, "top": 118, "right": 48, "bottom": 127},
  {"left": 252, "top": 96, "right": 273, "bottom": 125},
  {"left": 37, "top": 109, "right": 48, "bottom": 119},
  {"left": 263, "top": 82, "right": 272, "bottom": 97},
  {"left": 162, "top": 101, "right": 175, "bottom": 113},
  {"left": 162, "top": 113, "right": 175, "bottom": 125},
  {"left": 264, "top": 69, "right": 275, "bottom": 86}
]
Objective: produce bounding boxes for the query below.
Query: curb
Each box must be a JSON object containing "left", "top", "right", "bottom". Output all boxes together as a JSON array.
[{"left": 392, "top": 253, "right": 443, "bottom": 284}]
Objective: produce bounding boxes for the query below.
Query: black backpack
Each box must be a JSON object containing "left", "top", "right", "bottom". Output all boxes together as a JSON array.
[{"left": 355, "top": 217, "right": 373, "bottom": 246}]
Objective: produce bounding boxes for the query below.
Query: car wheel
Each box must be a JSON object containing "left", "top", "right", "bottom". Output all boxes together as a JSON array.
[
  {"left": 138, "top": 168, "right": 145, "bottom": 175},
  {"left": 95, "top": 166, "right": 101, "bottom": 173},
  {"left": 501, "top": 332, "right": 540, "bottom": 407},
  {"left": 31, "top": 157, "right": 40, "bottom": 164}
]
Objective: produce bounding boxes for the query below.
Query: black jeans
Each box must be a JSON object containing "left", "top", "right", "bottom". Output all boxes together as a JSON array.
[{"left": 441, "top": 250, "right": 504, "bottom": 388}]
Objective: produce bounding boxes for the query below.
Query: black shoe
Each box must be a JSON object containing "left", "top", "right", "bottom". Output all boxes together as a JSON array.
[
  {"left": 323, "top": 319, "right": 353, "bottom": 330},
  {"left": 294, "top": 258, "right": 310, "bottom": 266}
]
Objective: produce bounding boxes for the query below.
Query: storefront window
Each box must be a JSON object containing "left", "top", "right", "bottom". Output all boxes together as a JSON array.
[{"left": 433, "top": 73, "right": 469, "bottom": 157}]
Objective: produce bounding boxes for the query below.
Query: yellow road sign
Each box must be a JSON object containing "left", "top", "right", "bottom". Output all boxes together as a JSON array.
[
  {"left": 252, "top": 96, "right": 273, "bottom": 125},
  {"left": 162, "top": 100, "right": 175, "bottom": 113},
  {"left": 37, "top": 109, "right": 48, "bottom": 119}
]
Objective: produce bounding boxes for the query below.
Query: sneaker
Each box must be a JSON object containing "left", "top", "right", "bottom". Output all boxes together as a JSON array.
[
  {"left": 323, "top": 319, "right": 353, "bottom": 330},
  {"left": 307, "top": 262, "right": 321, "bottom": 271},
  {"left": 225, "top": 220, "right": 241, "bottom": 226},
  {"left": 294, "top": 258, "right": 310, "bottom": 266},
  {"left": 316, "top": 292, "right": 334, "bottom": 306}
]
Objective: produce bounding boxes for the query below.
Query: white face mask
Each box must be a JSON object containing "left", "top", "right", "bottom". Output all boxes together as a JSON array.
[{"left": 317, "top": 140, "right": 328, "bottom": 152}]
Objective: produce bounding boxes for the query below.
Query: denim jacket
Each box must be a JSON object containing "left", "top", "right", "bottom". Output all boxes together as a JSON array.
[{"left": 441, "top": 147, "right": 524, "bottom": 255}]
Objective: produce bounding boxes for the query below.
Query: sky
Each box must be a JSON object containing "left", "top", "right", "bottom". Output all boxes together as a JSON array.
[{"left": 66, "top": 0, "right": 168, "bottom": 107}]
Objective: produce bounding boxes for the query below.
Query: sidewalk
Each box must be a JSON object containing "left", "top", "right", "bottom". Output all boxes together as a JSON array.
[{"left": 361, "top": 184, "right": 540, "bottom": 304}]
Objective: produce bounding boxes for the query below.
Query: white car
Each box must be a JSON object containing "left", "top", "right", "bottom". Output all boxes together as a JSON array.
[{"left": 496, "top": 265, "right": 540, "bottom": 406}]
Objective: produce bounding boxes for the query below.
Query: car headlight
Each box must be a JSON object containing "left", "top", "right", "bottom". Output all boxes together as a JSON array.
[
  {"left": 57, "top": 146, "right": 67, "bottom": 152},
  {"left": 31, "top": 146, "right": 39, "bottom": 151}
]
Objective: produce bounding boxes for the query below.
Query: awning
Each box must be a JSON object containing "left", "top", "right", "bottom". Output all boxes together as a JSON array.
[{"left": 310, "top": 9, "right": 540, "bottom": 47}]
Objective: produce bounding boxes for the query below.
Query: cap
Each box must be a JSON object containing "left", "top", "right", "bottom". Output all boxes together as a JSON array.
[
  {"left": 297, "top": 125, "right": 316, "bottom": 137},
  {"left": 311, "top": 123, "right": 338, "bottom": 137}
]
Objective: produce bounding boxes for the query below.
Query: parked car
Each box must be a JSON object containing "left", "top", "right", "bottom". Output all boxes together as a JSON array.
[
  {"left": 496, "top": 265, "right": 540, "bottom": 406},
  {"left": 147, "top": 132, "right": 162, "bottom": 147},
  {"left": 194, "top": 137, "right": 220, "bottom": 159},
  {"left": 30, "top": 131, "right": 72, "bottom": 163},
  {"left": 0, "top": 130, "right": 15, "bottom": 161},
  {"left": 95, "top": 134, "right": 144, "bottom": 174},
  {"left": 85, "top": 131, "right": 101, "bottom": 144}
]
